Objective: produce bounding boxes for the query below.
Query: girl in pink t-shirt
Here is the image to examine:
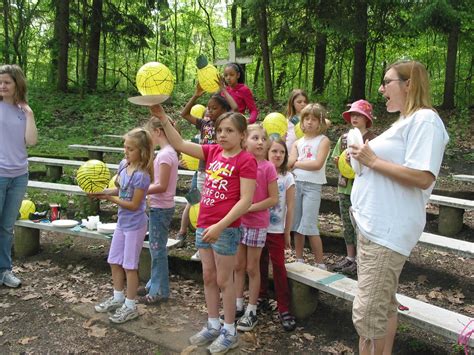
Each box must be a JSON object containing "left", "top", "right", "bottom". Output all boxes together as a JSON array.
[
  {"left": 150, "top": 105, "right": 256, "bottom": 353},
  {"left": 138, "top": 116, "right": 179, "bottom": 304},
  {"left": 223, "top": 63, "right": 259, "bottom": 123},
  {"left": 234, "top": 124, "right": 278, "bottom": 332}
]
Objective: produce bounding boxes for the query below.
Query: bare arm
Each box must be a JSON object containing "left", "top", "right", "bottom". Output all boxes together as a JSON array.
[
  {"left": 181, "top": 83, "right": 205, "bottom": 125},
  {"left": 248, "top": 179, "right": 278, "bottom": 212},
  {"left": 293, "top": 137, "right": 330, "bottom": 171},
  {"left": 284, "top": 184, "right": 295, "bottom": 249},
  {"left": 288, "top": 141, "right": 298, "bottom": 169},
  {"left": 150, "top": 104, "right": 205, "bottom": 160},
  {"left": 20, "top": 103, "right": 38, "bottom": 146},
  {"left": 350, "top": 140, "right": 435, "bottom": 190},
  {"left": 202, "top": 177, "right": 256, "bottom": 243},
  {"left": 218, "top": 76, "right": 238, "bottom": 112},
  {"left": 147, "top": 163, "right": 170, "bottom": 194}
]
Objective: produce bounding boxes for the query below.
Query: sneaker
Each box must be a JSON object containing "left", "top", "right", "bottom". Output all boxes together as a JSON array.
[
  {"left": 296, "top": 258, "right": 304, "bottom": 264},
  {"left": 189, "top": 322, "right": 221, "bottom": 346},
  {"left": 176, "top": 233, "right": 187, "bottom": 248},
  {"left": 94, "top": 296, "right": 124, "bottom": 313},
  {"left": 330, "top": 257, "right": 353, "bottom": 273},
  {"left": 108, "top": 304, "right": 139, "bottom": 324},
  {"left": 279, "top": 311, "right": 296, "bottom": 331},
  {"left": 341, "top": 260, "right": 357, "bottom": 275},
  {"left": 315, "top": 263, "right": 327, "bottom": 271},
  {"left": 236, "top": 311, "right": 258, "bottom": 331},
  {"left": 0, "top": 270, "right": 21, "bottom": 288},
  {"left": 208, "top": 328, "right": 239, "bottom": 354},
  {"left": 191, "top": 250, "right": 201, "bottom": 261},
  {"left": 219, "top": 308, "right": 245, "bottom": 324}
]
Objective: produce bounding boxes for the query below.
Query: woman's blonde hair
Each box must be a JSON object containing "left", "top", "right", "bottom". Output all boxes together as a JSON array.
[
  {"left": 386, "top": 60, "right": 433, "bottom": 116},
  {"left": 286, "top": 89, "right": 308, "bottom": 118},
  {"left": 0, "top": 64, "right": 28, "bottom": 104},
  {"left": 300, "top": 103, "right": 329, "bottom": 135},
  {"left": 123, "top": 128, "right": 154, "bottom": 181}
]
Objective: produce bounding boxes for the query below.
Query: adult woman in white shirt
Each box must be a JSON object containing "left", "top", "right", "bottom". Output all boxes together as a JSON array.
[{"left": 349, "top": 60, "right": 449, "bottom": 355}]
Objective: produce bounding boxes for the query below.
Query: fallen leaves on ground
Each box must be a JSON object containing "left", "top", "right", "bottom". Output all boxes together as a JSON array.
[{"left": 18, "top": 336, "right": 39, "bottom": 345}]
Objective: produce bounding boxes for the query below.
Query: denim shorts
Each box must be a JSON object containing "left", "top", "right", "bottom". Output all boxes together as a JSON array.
[{"left": 195, "top": 227, "right": 241, "bottom": 256}]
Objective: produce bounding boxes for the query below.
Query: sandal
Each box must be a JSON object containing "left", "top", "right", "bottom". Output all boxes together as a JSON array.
[
  {"left": 279, "top": 311, "right": 296, "bottom": 331},
  {"left": 137, "top": 286, "right": 148, "bottom": 297},
  {"left": 257, "top": 298, "right": 269, "bottom": 314},
  {"left": 137, "top": 294, "right": 168, "bottom": 305}
]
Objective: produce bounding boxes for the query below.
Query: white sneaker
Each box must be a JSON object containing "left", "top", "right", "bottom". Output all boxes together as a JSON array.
[
  {"left": 94, "top": 296, "right": 124, "bottom": 313},
  {"left": 109, "top": 304, "right": 139, "bottom": 324},
  {"left": 0, "top": 270, "right": 21, "bottom": 288},
  {"left": 316, "top": 263, "right": 327, "bottom": 271},
  {"left": 191, "top": 251, "right": 201, "bottom": 261}
]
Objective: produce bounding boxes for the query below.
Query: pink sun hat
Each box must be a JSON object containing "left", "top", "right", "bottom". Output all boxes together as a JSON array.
[{"left": 342, "top": 99, "right": 374, "bottom": 128}]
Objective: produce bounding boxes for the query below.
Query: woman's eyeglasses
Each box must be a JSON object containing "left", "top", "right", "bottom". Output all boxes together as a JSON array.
[{"left": 382, "top": 78, "right": 405, "bottom": 88}]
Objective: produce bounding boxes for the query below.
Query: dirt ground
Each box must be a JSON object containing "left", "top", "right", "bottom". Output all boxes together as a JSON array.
[{"left": 1, "top": 203, "right": 472, "bottom": 354}]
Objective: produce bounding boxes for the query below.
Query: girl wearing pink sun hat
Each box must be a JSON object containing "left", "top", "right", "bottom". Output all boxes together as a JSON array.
[{"left": 342, "top": 99, "right": 374, "bottom": 128}]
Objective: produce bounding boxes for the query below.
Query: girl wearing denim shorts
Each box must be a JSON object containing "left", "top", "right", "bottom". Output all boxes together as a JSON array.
[
  {"left": 288, "top": 103, "right": 331, "bottom": 270},
  {"left": 93, "top": 128, "right": 154, "bottom": 324},
  {"left": 234, "top": 124, "right": 278, "bottom": 332},
  {"left": 150, "top": 105, "right": 257, "bottom": 354},
  {"left": 138, "top": 117, "right": 179, "bottom": 304}
]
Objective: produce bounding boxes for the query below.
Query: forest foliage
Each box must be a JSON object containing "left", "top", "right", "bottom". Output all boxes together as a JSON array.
[{"left": 1, "top": 0, "right": 473, "bottom": 118}]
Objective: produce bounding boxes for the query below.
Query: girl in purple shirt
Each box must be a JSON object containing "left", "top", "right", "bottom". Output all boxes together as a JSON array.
[{"left": 93, "top": 128, "right": 154, "bottom": 324}]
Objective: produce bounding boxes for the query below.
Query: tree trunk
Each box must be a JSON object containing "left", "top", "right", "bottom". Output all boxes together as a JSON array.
[
  {"left": 312, "top": 31, "right": 327, "bottom": 95},
  {"left": 56, "top": 0, "right": 69, "bottom": 92},
  {"left": 255, "top": 2, "right": 273, "bottom": 104},
  {"left": 3, "top": 0, "right": 10, "bottom": 63},
  {"left": 442, "top": 24, "right": 459, "bottom": 109},
  {"left": 86, "top": 0, "right": 102, "bottom": 91},
  {"left": 349, "top": 0, "right": 368, "bottom": 101}
]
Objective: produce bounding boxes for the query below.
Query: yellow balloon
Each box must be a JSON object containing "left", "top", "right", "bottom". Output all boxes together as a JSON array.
[
  {"left": 262, "top": 112, "right": 287, "bottom": 140},
  {"left": 182, "top": 153, "right": 199, "bottom": 171},
  {"left": 108, "top": 174, "right": 118, "bottom": 189},
  {"left": 76, "top": 160, "right": 111, "bottom": 193},
  {"left": 294, "top": 121, "right": 304, "bottom": 139},
  {"left": 196, "top": 55, "right": 220, "bottom": 93},
  {"left": 19, "top": 200, "right": 36, "bottom": 220},
  {"left": 191, "top": 104, "right": 206, "bottom": 118},
  {"left": 338, "top": 150, "right": 355, "bottom": 179},
  {"left": 189, "top": 203, "right": 200, "bottom": 229},
  {"left": 136, "top": 62, "right": 174, "bottom": 96}
]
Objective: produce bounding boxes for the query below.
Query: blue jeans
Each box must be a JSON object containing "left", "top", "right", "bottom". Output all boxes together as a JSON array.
[
  {"left": 146, "top": 207, "right": 175, "bottom": 298},
  {"left": 0, "top": 173, "right": 28, "bottom": 273}
]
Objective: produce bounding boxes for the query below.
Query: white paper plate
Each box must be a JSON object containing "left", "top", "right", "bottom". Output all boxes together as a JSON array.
[
  {"left": 97, "top": 223, "right": 117, "bottom": 234},
  {"left": 347, "top": 128, "right": 364, "bottom": 175},
  {"left": 127, "top": 95, "right": 169, "bottom": 106},
  {"left": 51, "top": 219, "right": 79, "bottom": 228}
]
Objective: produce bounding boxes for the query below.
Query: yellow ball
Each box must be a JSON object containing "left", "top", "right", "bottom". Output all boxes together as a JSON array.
[
  {"left": 182, "top": 153, "right": 199, "bottom": 171},
  {"left": 108, "top": 174, "right": 118, "bottom": 189},
  {"left": 19, "top": 200, "right": 35, "bottom": 220},
  {"left": 76, "top": 160, "right": 111, "bottom": 193},
  {"left": 294, "top": 121, "right": 304, "bottom": 139},
  {"left": 197, "top": 65, "right": 220, "bottom": 93},
  {"left": 136, "top": 62, "right": 174, "bottom": 96},
  {"left": 338, "top": 150, "right": 355, "bottom": 179},
  {"left": 263, "top": 112, "right": 287, "bottom": 140},
  {"left": 189, "top": 203, "right": 200, "bottom": 229},
  {"left": 191, "top": 104, "right": 206, "bottom": 118}
]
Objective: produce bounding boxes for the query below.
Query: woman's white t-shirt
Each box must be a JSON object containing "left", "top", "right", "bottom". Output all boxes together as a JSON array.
[{"left": 351, "top": 109, "right": 449, "bottom": 256}]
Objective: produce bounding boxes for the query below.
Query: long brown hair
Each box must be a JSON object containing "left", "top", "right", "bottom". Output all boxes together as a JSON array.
[
  {"left": 386, "top": 60, "right": 433, "bottom": 117},
  {"left": 268, "top": 138, "right": 289, "bottom": 175},
  {"left": 286, "top": 89, "right": 308, "bottom": 119},
  {"left": 123, "top": 128, "right": 154, "bottom": 182},
  {"left": 0, "top": 64, "right": 28, "bottom": 104}
]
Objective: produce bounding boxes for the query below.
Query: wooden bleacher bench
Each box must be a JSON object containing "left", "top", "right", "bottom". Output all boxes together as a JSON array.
[
  {"left": 419, "top": 232, "right": 473, "bottom": 258},
  {"left": 453, "top": 174, "right": 474, "bottom": 183},
  {"left": 14, "top": 220, "right": 180, "bottom": 281},
  {"left": 428, "top": 194, "right": 474, "bottom": 236},
  {"left": 28, "top": 157, "right": 195, "bottom": 180},
  {"left": 285, "top": 262, "right": 473, "bottom": 346},
  {"left": 68, "top": 144, "right": 125, "bottom": 160}
]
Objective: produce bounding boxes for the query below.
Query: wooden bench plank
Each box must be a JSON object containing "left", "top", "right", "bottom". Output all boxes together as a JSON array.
[
  {"left": 28, "top": 157, "right": 195, "bottom": 176},
  {"left": 429, "top": 194, "right": 474, "bottom": 210},
  {"left": 419, "top": 232, "right": 474, "bottom": 258},
  {"left": 27, "top": 180, "right": 187, "bottom": 205},
  {"left": 453, "top": 174, "right": 474, "bottom": 183},
  {"left": 285, "top": 262, "right": 473, "bottom": 346},
  {"left": 14, "top": 220, "right": 180, "bottom": 249},
  {"left": 68, "top": 144, "right": 125, "bottom": 154}
]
